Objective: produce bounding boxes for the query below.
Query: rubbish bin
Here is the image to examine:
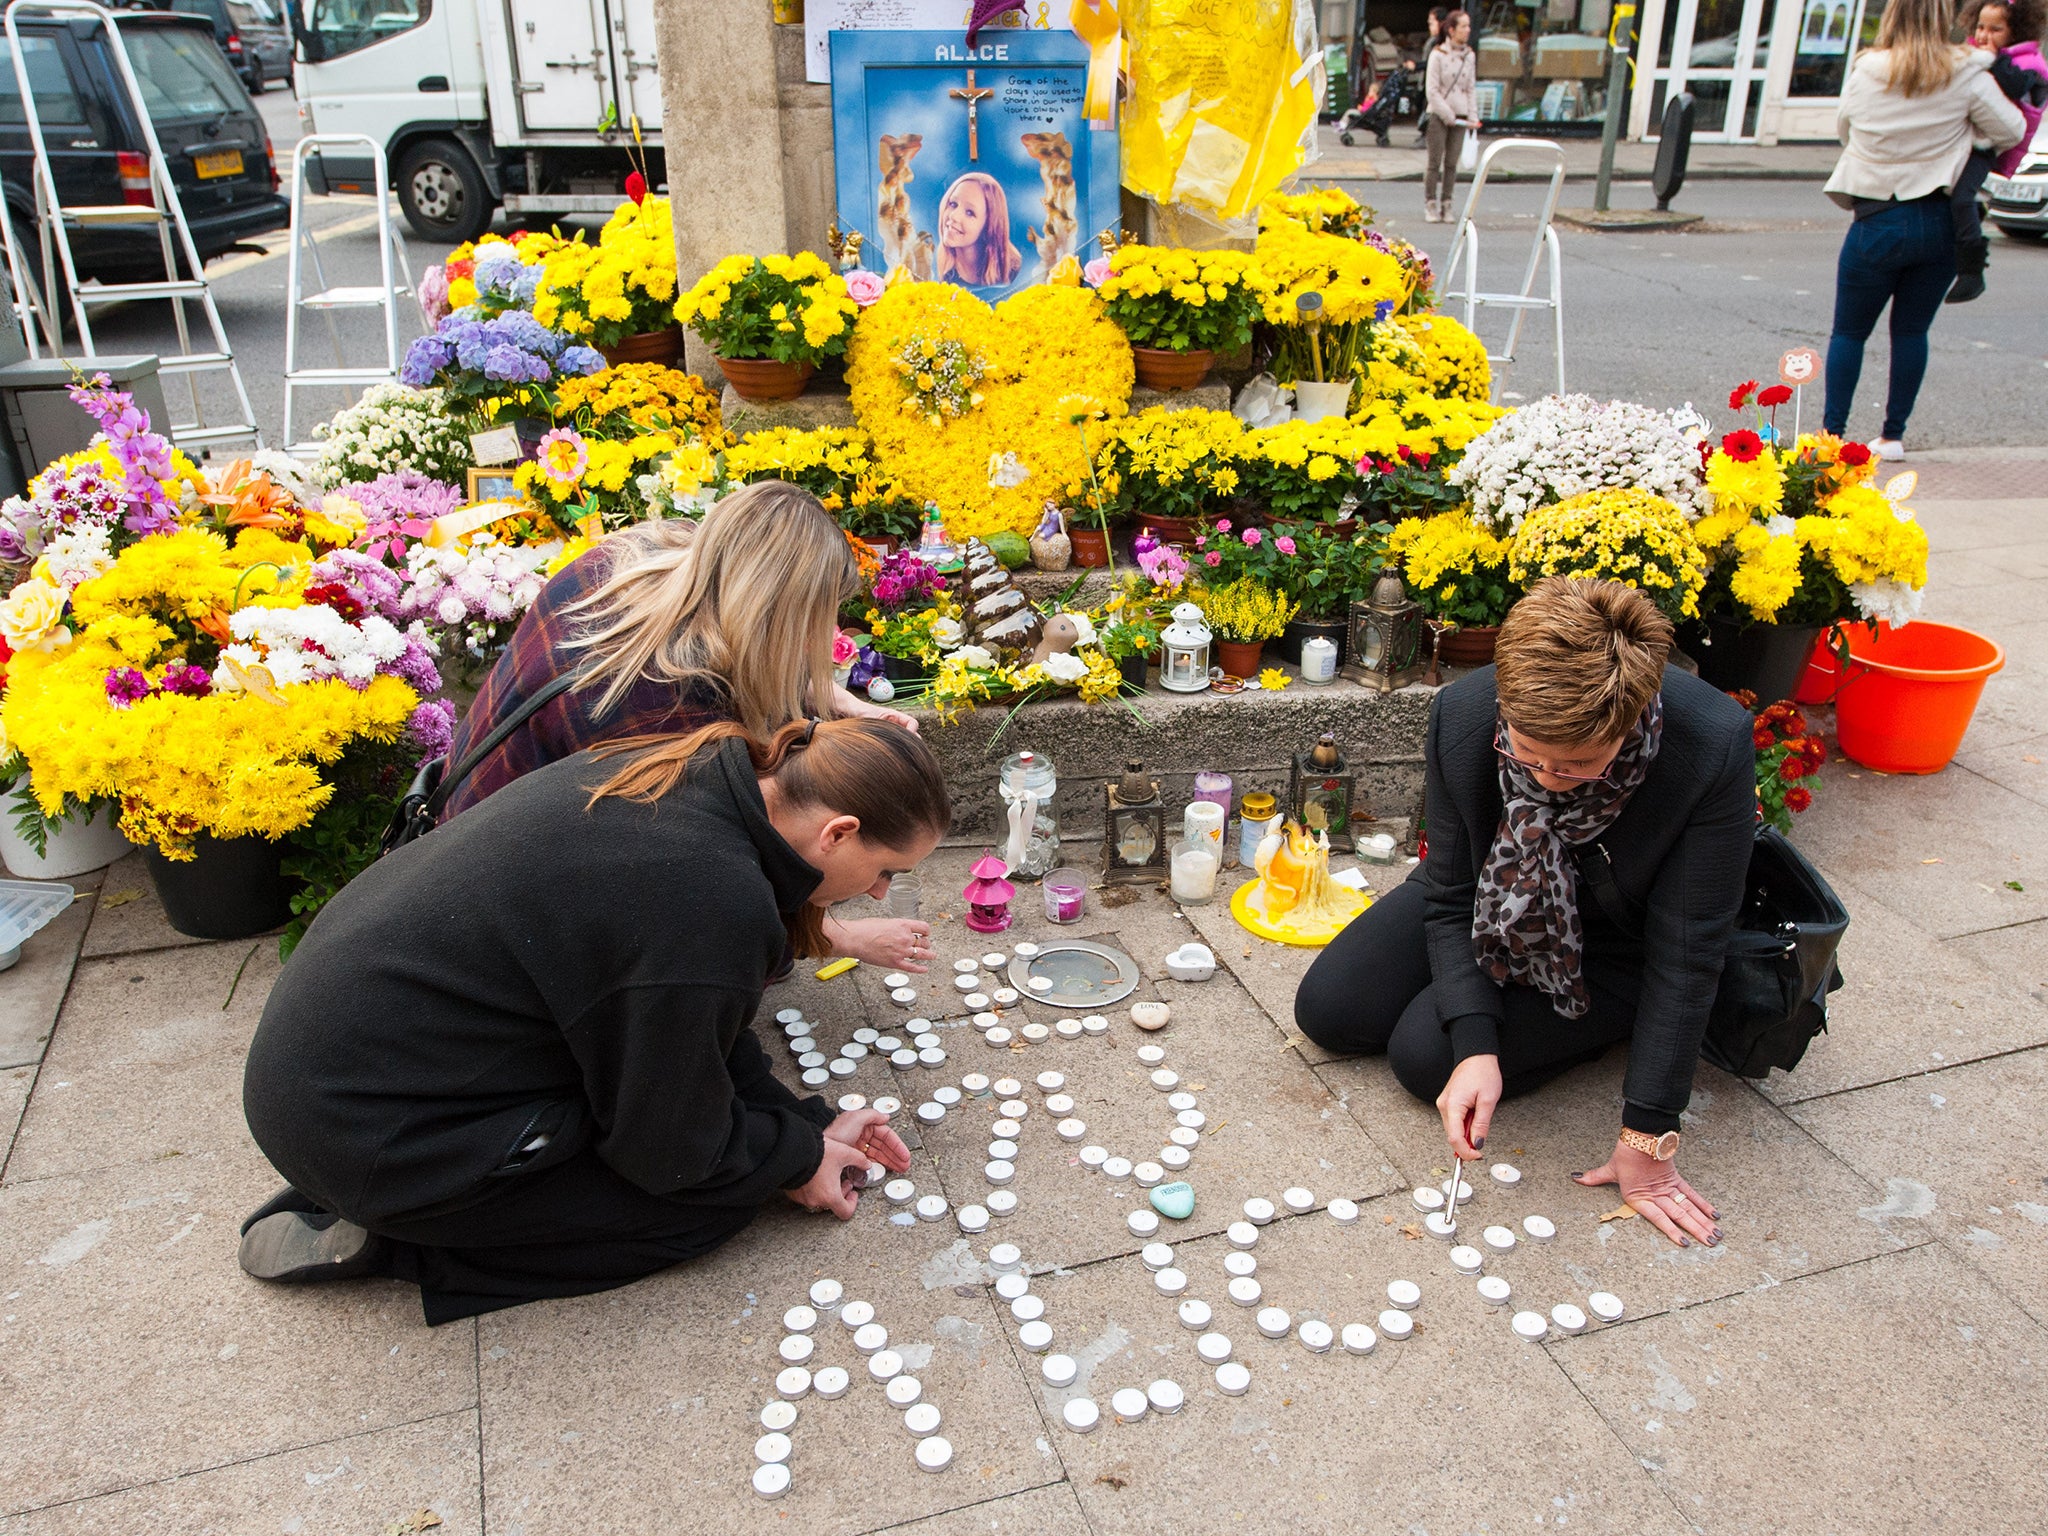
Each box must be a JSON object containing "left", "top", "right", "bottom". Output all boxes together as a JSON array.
[{"left": 0, "top": 354, "right": 171, "bottom": 483}]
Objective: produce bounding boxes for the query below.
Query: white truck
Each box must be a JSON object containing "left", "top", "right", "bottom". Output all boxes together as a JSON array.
[{"left": 288, "top": 0, "right": 664, "bottom": 244}]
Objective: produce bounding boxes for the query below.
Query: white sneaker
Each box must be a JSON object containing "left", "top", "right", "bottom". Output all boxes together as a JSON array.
[{"left": 1870, "top": 437, "right": 1905, "bottom": 461}]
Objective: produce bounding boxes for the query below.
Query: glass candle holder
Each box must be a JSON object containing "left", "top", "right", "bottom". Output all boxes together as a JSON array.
[
  {"left": 1169, "top": 838, "right": 1221, "bottom": 905},
  {"left": 1043, "top": 868, "right": 1087, "bottom": 924},
  {"left": 1192, "top": 771, "right": 1233, "bottom": 819},
  {"left": 1183, "top": 800, "right": 1225, "bottom": 856},
  {"left": 885, "top": 872, "right": 922, "bottom": 918}
]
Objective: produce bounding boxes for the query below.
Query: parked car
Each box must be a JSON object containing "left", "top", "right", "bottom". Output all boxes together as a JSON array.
[
  {"left": 162, "top": 0, "right": 292, "bottom": 95},
  {"left": 1985, "top": 123, "right": 2046, "bottom": 242},
  {"left": 0, "top": 11, "right": 288, "bottom": 315}
]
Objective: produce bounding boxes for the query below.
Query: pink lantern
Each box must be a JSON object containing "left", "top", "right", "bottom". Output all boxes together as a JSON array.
[{"left": 962, "top": 852, "right": 1016, "bottom": 933}]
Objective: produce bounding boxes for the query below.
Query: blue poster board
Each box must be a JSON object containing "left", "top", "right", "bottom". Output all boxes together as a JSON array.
[{"left": 830, "top": 31, "right": 1120, "bottom": 302}]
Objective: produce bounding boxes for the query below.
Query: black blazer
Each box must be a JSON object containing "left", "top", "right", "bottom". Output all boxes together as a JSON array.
[{"left": 1416, "top": 663, "right": 1756, "bottom": 1133}]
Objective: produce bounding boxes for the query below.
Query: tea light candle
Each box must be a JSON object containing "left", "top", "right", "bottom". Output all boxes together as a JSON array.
[
  {"left": 1491, "top": 1163, "right": 1522, "bottom": 1186},
  {"left": 987, "top": 1189, "right": 1019, "bottom": 1217},
  {"left": 1550, "top": 1303, "right": 1588, "bottom": 1335},
  {"left": 1063, "top": 1398, "right": 1101, "bottom": 1433},
  {"left": 994, "top": 1078, "right": 1023, "bottom": 1098},
  {"left": 1136, "top": 1044, "right": 1167, "bottom": 1067},
  {"left": 1299, "top": 1319, "right": 1335, "bottom": 1353},
  {"left": 1342, "top": 1323, "right": 1377, "bottom": 1355},
  {"left": 934, "top": 1086, "right": 962, "bottom": 1108},
  {"left": 1227, "top": 1222, "right": 1259, "bottom": 1250},
  {"left": 779, "top": 1335, "right": 814, "bottom": 1365},
  {"left": 1057, "top": 1117, "right": 1087, "bottom": 1141},
  {"left": 1169, "top": 840, "right": 1221, "bottom": 904},
  {"left": 1082, "top": 1014, "right": 1109, "bottom": 1035},
  {"left": 1522, "top": 1215, "right": 1557, "bottom": 1242},
  {"left": 755, "top": 1430, "right": 792, "bottom": 1466},
  {"left": 876, "top": 1039, "right": 904, "bottom": 1056},
  {"left": 983, "top": 951, "right": 1008, "bottom": 969},
  {"left": 891, "top": 1049, "right": 919, "bottom": 1070},
  {"left": 1377, "top": 1309, "right": 1414, "bottom": 1341},
  {"left": 1013, "top": 942, "right": 1040, "bottom": 959},
  {"left": 1045, "top": 1094, "right": 1077, "bottom": 1119},
  {"left": 1134, "top": 1162, "right": 1164, "bottom": 1188},
  {"left": 1150, "top": 1070, "right": 1180, "bottom": 1094},
  {"left": 776, "top": 1008, "right": 805, "bottom": 1026},
  {"left": 1482, "top": 1224, "right": 1517, "bottom": 1252},
  {"left": 918, "top": 1047, "right": 948, "bottom": 1069},
  {"left": 1386, "top": 1280, "right": 1421, "bottom": 1311},
  {"left": 1079, "top": 1145, "right": 1109, "bottom": 1170},
  {"left": 842, "top": 1042, "right": 871, "bottom": 1061},
  {"left": 1159, "top": 1145, "right": 1192, "bottom": 1171},
  {"left": 915, "top": 1195, "right": 949, "bottom": 1222},
  {"left": 995, "top": 1111, "right": 1025, "bottom": 1130},
  {"left": 1215, "top": 1362, "right": 1251, "bottom": 1396},
  {"left": 892, "top": 1376, "right": 933, "bottom": 1417},
  {"left": 798, "top": 1052, "right": 827, "bottom": 1071},
  {"left": 1018, "top": 1319, "right": 1054, "bottom": 1353},
  {"left": 1178, "top": 1110, "right": 1208, "bottom": 1131},
  {"left": 995, "top": 1272, "right": 1030, "bottom": 1301},
  {"left": 1111, "top": 1387, "right": 1150, "bottom": 1422},
  {"left": 776, "top": 1366, "right": 812, "bottom": 1399},
  {"left": 801, "top": 1068, "right": 831, "bottom": 1089},
  {"left": 957, "top": 1205, "right": 990, "bottom": 1234},
  {"left": 784, "top": 1304, "right": 818, "bottom": 1333},
  {"left": 1477, "top": 1275, "right": 1512, "bottom": 1308},
  {"left": 914, "top": 1435, "right": 953, "bottom": 1473},
  {"left": 903, "top": 1401, "right": 941, "bottom": 1436},
  {"left": 868, "top": 1349, "right": 904, "bottom": 1382},
  {"left": 1166, "top": 1091, "right": 1197, "bottom": 1112},
  {"left": 1020, "top": 1022, "right": 1052, "bottom": 1044},
  {"left": 985, "top": 1028, "right": 1013, "bottom": 1049},
  {"left": 837, "top": 1094, "right": 868, "bottom": 1114},
  {"left": 988, "top": 1139, "right": 1019, "bottom": 1161},
  {"left": 1282, "top": 1187, "right": 1315, "bottom": 1214},
  {"left": 907, "top": 1018, "right": 934, "bottom": 1035},
  {"left": 1197, "top": 1331, "right": 1234, "bottom": 1364},
  {"left": 1243, "top": 1197, "right": 1276, "bottom": 1225},
  {"left": 813, "top": 1366, "right": 851, "bottom": 1399},
  {"left": 961, "top": 1073, "right": 992, "bottom": 1097},
  {"left": 1440, "top": 1176, "right": 1473, "bottom": 1201},
  {"left": 1412, "top": 1186, "right": 1446, "bottom": 1213},
  {"left": 840, "top": 1299, "right": 875, "bottom": 1330},
  {"left": 884, "top": 1179, "right": 916, "bottom": 1206},
  {"left": 916, "top": 1102, "right": 945, "bottom": 1125},
  {"left": 1224, "top": 1251, "right": 1257, "bottom": 1278},
  {"left": 953, "top": 973, "right": 980, "bottom": 993},
  {"left": 753, "top": 1464, "right": 790, "bottom": 1500},
  {"left": 1228, "top": 1276, "right": 1263, "bottom": 1307},
  {"left": 853, "top": 1323, "right": 889, "bottom": 1355},
  {"left": 954, "top": 958, "right": 980, "bottom": 974},
  {"left": 1329, "top": 1198, "right": 1360, "bottom": 1224},
  {"left": 1043, "top": 1354, "right": 1079, "bottom": 1388},
  {"left": 1011, "top": 1294, "right": 1046, "bottom": 1323},
  {"left": 890, "top": 989, "right": 918, "bottom": 1008},
  {"left": 1179, "top": 1298, "right": 1213, "bottom": 1331},
  {"left": 1511, "top": 1311, "right": 1548, "bottom": 1343},
  {"left": 1128, "top": 1208, "right": 1161, "bottom": 1238},
  {"left": 789, "top": 1038, "right": 817, "bottom": 1056},
  {"left": 992, "top": 988, "right": 1020, "bottom": 1006},
  {"left": 985, "top": 1160, "right": 1014, "bottom": 1185},
  {"left": 1141, "top": 1242, "right": 1175, "bottom": 1271},
  {"left": 1449, "top": 1245, "right": 1484, "bottom": 1274},
  {"left": 1102, "top": 1156, "right": 1134, "bottom": 1182},
  {"left": 1169, "top": 1127, "right": 1202, "bottom": 1148},
  {"left": 1256, "top": 1307, "right": 1292, "bottom": 1339},
  {"left": 1588, "top": 1291, "right": 1626, "bottom": 1323},
  {"left": 1425, "top": 1212, "right": 1458, "bottom": 1240},
  {"left": 988, "top": 1243, "right": 1023, "bottom": 1274},
  {"left": 829, "top": 1059, "right": 857, "bottom": 1079},
  {"left": 1154, "top": 1267, "right": 1189, "bottom": 1297},
  {"left": 1037, "top": 1071, "right": 1065, "bottom": 1093},
  {"left": 964, "top": 994, "right": 991, "bottom": 1012},
  {"left": 1028, "top": 977, "right": 1054, "bottom": 995},
  {"left": 1299, "top": 635, "right": 1339, "bottom": 683},
  {"left": 1055, "top": 1018, "right": 1084, "bottom": 1039},
  {"left": 810, "top": 1279, "right": 844, "bottom": 1310},
  {"left": 1148, "top": 1379, "right": 1186, "bottom": 1415},
  {"left": 912, "top": 1033, "right": 941, "bottom": 1054}
]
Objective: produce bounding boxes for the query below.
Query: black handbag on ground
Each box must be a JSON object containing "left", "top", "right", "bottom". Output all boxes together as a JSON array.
[
  {"left": 1576, "top": 827, "right": 1849, "bottom": 1079},
  {"left": 379, "top": 669, "right": 582, "bottom": 855}
]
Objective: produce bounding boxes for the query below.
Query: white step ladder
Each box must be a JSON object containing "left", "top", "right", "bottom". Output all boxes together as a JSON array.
[
  {"left": 1440, "top": 137, "right": 1568, "bottom": 398},
  {"left": 3, "top": 0, "right": 260, "bottom": 450},
  {"left": 283, "top": 134, "right": 418, "bottom": 454},
  {"left": 0, "top": 161, "right": 51, "bottom": 356}
]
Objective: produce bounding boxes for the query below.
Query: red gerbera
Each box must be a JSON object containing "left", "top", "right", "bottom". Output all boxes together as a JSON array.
[
  {"left": 1722, "top": 429, "right": 1765, "bottom": 463},
  {"left": 1757, "top": 384, "right": 1793, "bottom": 408},
  {"left": 1836, "top": 442, "right": 1872, "bottom": 467},
  {"left": 1729, "top": 380, "right": 1759, "bottom": 410},
  {"left": 1784, "top": 786, "right": 1813, "bottom": 814}
]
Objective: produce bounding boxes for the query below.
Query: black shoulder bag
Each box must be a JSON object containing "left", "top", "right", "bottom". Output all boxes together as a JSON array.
[
  {"left": 379, "top": 668, "right": 583, "bottom": 855},
  {"left": 1576, "top": 827, "right": 1850, "bottom": 1079}
]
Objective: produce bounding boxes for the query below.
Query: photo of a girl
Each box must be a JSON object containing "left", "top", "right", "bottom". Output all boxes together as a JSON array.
[{"left": 936, "top": 172, "right": 1024, "bottom": 291}]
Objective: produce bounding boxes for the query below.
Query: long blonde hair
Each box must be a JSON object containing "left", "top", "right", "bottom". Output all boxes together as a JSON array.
[
  {"left": 563, "top": 480, "right": 860, "bottom": 732},
  {"left": 1871, "top": 0, "right": 1963, "bottom": 96}
]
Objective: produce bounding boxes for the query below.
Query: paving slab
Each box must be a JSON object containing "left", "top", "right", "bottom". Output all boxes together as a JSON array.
[
  {"left": 866, "top": 1480, "right": 1091, "bottom": 1534},
  {"left": 475, "top": 1202, "right": 1059, "bottom": 1536},
  {"left": 0, "top": 1063, "right": 32, "bottom": 1165},
  {"left": 1922, "top": 576, "right": 2048, "bottom": 634},
  {"left": 1944, "top": 916, "right": 2048, "bottom": 1004},
  {"left": 1791, "top": 756, "right": 2044, "bottom": 940},
  {"left": 1313, "top": 1051, "right": 1918, "bottom": 1322},
  {"left": 1553, "top": 1246, "right": 2048, "bottom": 1534},
  {"left": 3, "top": 940, "right": 280, "bottom": 1185},
  {"left": 0, "top": 889, "right": 93, "bottom": 1070},
  {"left": 1749, "top": 882, "right": 2048, "bottom": 1103},
  {"left": 0, "top": 1411, "right": 482, "bottom": 1535},
  {"left": 1786, "top": 1044, "right": 2048, "bottom": 1329},
  {"left": 1026, "top": 1221, "right": 1686, "bottom": 1536},
  {"left": 1950, "top": 732, "right": 2048, "bottom": 811},
  {"left": 1912, "top": 499, "right": 2048, "bottom": 561},
  {"left": 0, "top": 1145, "right": 475, "bottom": 1515},
  {"left": 78, "top": 851, "right": 210, "bottom": 959}
]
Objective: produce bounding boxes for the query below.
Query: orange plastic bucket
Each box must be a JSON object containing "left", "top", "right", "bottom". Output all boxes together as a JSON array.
[
  {"left": 1794, "top": 625, "right": 1850, "bottom": 704},
  {"left": 1834, "top": 621, "right": 2004, "bottom": 774}
]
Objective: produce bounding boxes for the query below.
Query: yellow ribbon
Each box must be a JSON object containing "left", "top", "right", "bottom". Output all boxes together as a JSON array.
[
  {"left": 425, "top": 502, "right": 525, "bottom": 549},
  {"left": 1069, "top": 0, "right": 1120, "bottom": 125}
]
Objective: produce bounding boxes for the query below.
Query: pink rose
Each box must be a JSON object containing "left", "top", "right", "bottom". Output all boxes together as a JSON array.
[
  {"left": 832, "top": 631, "right": 859, "bottom": 666},
  {"left": 1241, "top": 528, "right": 1262, "bottom": 546},
  {"left": 1215, "top": 519, "right": 1232, "bottom": 534},
  {"left": 1275, "top": 536, "right": 1296, "bottom": 555},
  {"left": 845, "top": 270, "right": 886, "bottom": 307},
  {"left": 1194, "top": 535, "right": 1207, "bottom": 549},
  {"left": 1083, "top": 256, "right": 1112, "bottom": 287},
  {"left": 1204, "top": 551, "right": 1222, "bottom": 566}
]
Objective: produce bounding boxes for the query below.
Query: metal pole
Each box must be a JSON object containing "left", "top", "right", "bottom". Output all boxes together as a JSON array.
[{"left": 1594, "top": 4, "right": 1637, "bottom": 213}]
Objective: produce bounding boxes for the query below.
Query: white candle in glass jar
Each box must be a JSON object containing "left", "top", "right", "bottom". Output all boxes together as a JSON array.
[{"left": 1169, "top": 842, "right": 1220, "bottom": 904}]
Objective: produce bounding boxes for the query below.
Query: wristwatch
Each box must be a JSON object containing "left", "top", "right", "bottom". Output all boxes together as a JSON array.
[{"left": 1619, "top": 1127, "right": 1680, "bottom": 1161}]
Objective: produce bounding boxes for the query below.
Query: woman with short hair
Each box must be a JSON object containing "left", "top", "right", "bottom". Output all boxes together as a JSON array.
[
  {"left": 1295, "top": 578, "right": 1756, "bottom": 1245},
  {"left": 239, "top": 716, "right": 952, "bottom": 1322}
]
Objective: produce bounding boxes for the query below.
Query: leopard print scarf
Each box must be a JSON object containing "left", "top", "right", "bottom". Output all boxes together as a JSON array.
[{"left": 1470, "top": 697, "right": 1663, "bottom": 1018}]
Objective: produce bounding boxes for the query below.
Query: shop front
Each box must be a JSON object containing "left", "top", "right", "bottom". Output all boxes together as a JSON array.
[{"left": 1628, "top": 0, "right": 1880, "bottom": 142}]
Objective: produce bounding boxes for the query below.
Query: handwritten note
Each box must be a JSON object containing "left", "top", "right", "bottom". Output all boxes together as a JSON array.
[
  {"left": 995, "top": 72, "right": 1083, "bottom": 127},
  {"left": 806, "top": 0, "right": 1066, "bottom": 83}
]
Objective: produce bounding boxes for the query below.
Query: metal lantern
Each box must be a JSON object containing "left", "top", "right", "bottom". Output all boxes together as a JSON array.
[
  {"left": 1102, "top": 758, "right": 1169, "bottom": 884},
  {"left": 1159, "top": 601, "right": 1212, "bottom": 693},
  {"left": 1344, "top": 560, "right": 1428, "bottom": 693},
  {"left": 1288, "top": 731, "right": 1360, "bottom": 852},
  {"left": 962, "top": 852, "right": 1016, "bottom": 933}
]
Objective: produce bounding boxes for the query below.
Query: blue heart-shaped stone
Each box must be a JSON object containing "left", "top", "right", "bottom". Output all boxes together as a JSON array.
[{"left": 1150, "top": 1181, "right": 1195, "bottom": 1221}]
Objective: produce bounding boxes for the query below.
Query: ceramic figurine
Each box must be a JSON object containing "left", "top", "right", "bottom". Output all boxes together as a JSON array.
[
  {"left": 980, "top": 606, "right": 1044, "bottom": 656},
  {"left": 1029, "top": 501, "right": 1072, "bottom": 572},
  {"left": 1029, "top": 614, "right": 1083, "bottom": 665}
]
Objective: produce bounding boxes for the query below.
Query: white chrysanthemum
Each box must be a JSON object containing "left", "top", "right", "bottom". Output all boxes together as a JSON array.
[{"left": 1851, "top": 580, "right": 1921, "bottom": 628}]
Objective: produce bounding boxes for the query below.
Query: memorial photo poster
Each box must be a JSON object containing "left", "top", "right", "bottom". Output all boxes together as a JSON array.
[{"left": 830, "top": 32, "right": 1120, "bottom": 304}]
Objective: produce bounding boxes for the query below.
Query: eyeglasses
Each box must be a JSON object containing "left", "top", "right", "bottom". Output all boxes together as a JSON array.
[{"left": 1493, "top": 725, "right": 1617, "bottom": 786}]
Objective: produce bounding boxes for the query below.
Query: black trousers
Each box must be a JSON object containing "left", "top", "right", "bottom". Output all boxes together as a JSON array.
[
  {"left": 1951, "top": 148, "right": 1993, "bottom": 245},
  {"left": 1295, "top": 877, "right": 1639, "bottom": 1105},
  {"left": 250, "top": 1151, "right": 758, "bottom": 1326}
]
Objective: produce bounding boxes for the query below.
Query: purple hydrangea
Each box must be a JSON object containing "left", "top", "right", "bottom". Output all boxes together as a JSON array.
[{"left": 401, "top": 311, "right": 594, "bottom": 391}]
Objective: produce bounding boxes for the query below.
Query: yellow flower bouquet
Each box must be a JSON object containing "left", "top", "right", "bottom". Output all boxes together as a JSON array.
[
  {"left": 532, "top": 196, "right": 681, "bottom": 348},
  {"left": 1509, "top": 488, "right": 1707, "bottom": 623},
  {"left": 673, "top": 250, "right": 861, "bottom": 367},
  {"left": 1095, "top": 407, "right": 1246, "bottom": 526},
  {"left": 1255, "top": 221, "right": 1409, "bottom": 392},
  {"left": 1093, "top": 244, "right": 1274, "bottom": 355},
  {"left": 1389, "top": 511, "right": 1517, "bottom": 627},
  {"left": 1195, "top": 578, "right": 1299, "bottom": 643}
]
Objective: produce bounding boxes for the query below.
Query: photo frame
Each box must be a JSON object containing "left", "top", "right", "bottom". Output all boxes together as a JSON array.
[
  {"left": 467, "top": 468, "right": 521, "bottom": 504},
  {"left": 829, "top": 30, "right": 1120, "bottom": 302}
]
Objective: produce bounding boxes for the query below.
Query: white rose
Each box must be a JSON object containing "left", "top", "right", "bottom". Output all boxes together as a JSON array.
[
  {"left": 0, "top": 579, "right": 67, "bottom": 650},
  {"left": 1043, "top": 651, "right": 1088, "bottom": 684}
]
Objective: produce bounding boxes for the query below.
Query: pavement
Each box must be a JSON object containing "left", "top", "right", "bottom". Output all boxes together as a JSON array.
[
  {"left": 1, "top": 456, "right": 2042, "bottom": 1533},
  {"left": 1310, "top": 123, "right": 1844, "bottom": 184}
]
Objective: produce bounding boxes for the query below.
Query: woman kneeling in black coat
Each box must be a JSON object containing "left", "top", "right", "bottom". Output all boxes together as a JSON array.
[
  {"left": 238, "top": 716, "right": 950, "bottom": 1323},
  {"left": 1297, "top": 578, "right": 1755, "bottom": 1247}
]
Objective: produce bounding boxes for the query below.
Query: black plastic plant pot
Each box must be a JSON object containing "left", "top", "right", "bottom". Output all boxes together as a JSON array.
[{"left": 144, "top": 834, "right": 296, "bottom": 940}]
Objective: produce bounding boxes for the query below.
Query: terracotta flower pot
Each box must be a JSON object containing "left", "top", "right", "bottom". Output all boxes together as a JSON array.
[
  {"left": 1437, "top": 624, "right": 1500, "bottom": 667},
  {"left": 1070, "top": 527, "right": 1111, "bottom": 568},
  {"left": 1134, "top": 509, "right": 1203, "bottom": 549},
  {"left": 597, "top": 327, "right": 686, "bottom": 368},
  {"left": 1132, "top": 346, "right": 1215, "bottom": 392},
  {"left": 860, "top": 534, "right": 900, "bottom": 559},
  {"left": 718, "top": 355, "right": 816, "bottom": 403},
  {"left": 1216, "top": 638, "right": 1267, "bottom": 678},
  {"left": 144, "top": 834, "right": 296, "bottom": 941}
]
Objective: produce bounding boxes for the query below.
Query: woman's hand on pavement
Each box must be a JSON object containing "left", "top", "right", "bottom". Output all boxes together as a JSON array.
[
  {"left": 1575, "top": 1142, "right": 1723, "bottom": 1248},
  {"left": 825, "top": 1107, "right": 911, "bottom": 1174},
  {"left": 828, "top": 916, "right": 934, "bottom": 971},
  {"left": 787, "top": 1138, "right": 870, "bottom": 1218},
  {"left": 1436, "top": 1053, "right": 1502, "bottom": 1161}
]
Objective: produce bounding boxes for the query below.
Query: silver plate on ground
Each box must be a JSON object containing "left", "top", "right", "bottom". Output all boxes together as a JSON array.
[{"left": 1006, "top": 940, "right": 1140, "bottom": 1009}]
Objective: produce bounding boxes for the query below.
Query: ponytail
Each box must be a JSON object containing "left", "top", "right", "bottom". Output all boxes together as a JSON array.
[{"left": 589, "top": 717, "right": 954, "bottom": 957}]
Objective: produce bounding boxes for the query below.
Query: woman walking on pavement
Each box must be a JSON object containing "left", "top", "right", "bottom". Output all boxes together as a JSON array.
[
  {"left": 1821, "top": 0, "right": 2023, "bottom": 458},
  {"left": 1425, "top": 10, "right": 1479, "bottom": 222}
]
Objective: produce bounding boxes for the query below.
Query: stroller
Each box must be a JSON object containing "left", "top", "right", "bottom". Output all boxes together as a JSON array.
[{"left": 1340, "top": 59, "right": 1419, "bottom": 147}]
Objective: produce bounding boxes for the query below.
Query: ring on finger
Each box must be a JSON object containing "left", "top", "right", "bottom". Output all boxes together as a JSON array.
[{"left": 1672, "top": 1193, "right": 1688, "bottom": 1205}]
